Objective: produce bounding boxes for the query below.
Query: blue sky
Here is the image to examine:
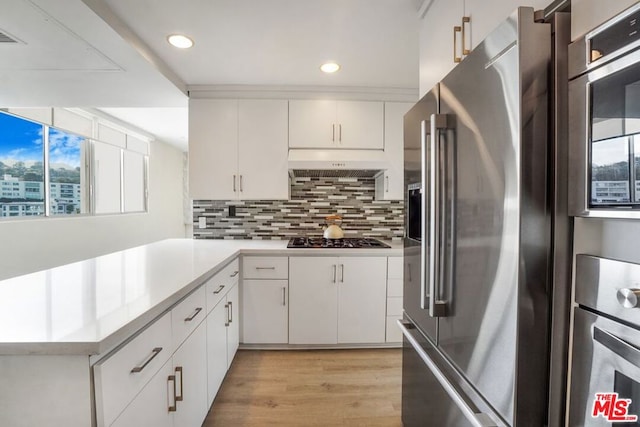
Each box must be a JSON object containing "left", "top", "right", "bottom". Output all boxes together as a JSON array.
[{"left": 0, "top": 112, "right": 83, "bottom": 168}]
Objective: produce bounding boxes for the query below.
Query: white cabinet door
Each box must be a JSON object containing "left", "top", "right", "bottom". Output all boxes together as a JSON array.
[
  {"left": 172, "top": 322, "right": 208, "bottom": 427},
  {"left": 111, "top": 360, "right": 174, "bottom": 427},
  {"left": 206, "top": 299, "right": 228, "bottom": 407},
  {"left": 381, "top": 102, "right": 412, "bottom": 200},
  {"left": 242, "top": 279, "right": 288, "bottom": 344},
  {"left": 336, "top": 101, "right": 384, "bottom": 149},
  {"left": 337, "top": 257, "right": 387, "bottom": 343},
  {"left": 226, "top": 284, "right": 240, "bottom": 368},
  {"left": 419, "top": 0, "right": 464, "bottom": 97},
  {"left": 238, "top": 99, "right": 289, "bottom": 200},
  {"left": 289, "top": 257, "right": 338, "bottom": 344},
  {"left": 188, "top": 99, "right": 238, "bottom": 200},
  {"left": 288, "top": 100, "right": 336, "bottom": 148}
]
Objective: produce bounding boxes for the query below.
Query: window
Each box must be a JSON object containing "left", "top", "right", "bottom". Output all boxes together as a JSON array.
[
  {"left": 0, "top": 112, "right": 45, "bottom": 217},
  {"left": 48, "top": 128, "right": 87, "bottom": 216},
  {"left": 0, "top": 110, "right": 149, "bottom": 219}
]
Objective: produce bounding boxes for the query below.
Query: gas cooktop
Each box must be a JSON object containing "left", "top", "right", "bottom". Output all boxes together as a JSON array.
[{"left": 287, "top": 237, "right": 391, "bottom": 249}]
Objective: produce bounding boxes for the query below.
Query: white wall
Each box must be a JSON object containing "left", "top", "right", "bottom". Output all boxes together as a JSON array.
[{"left": 0, "top": 140, "right": 185, "bottom": 281}]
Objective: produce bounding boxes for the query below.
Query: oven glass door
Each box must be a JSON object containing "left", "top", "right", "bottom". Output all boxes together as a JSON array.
[
  {"left": 590, "top": 59, "right": 640, "bottom": 208},
  {"left": 570, "top": 308, "right": 640, "bottom": 425}
]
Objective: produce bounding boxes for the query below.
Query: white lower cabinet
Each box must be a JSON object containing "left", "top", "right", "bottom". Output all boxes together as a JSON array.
[
  {"left": 97, "top": 258, "right": 241, "bottom": 427},
  {"left": 289, "top": 256, "right": 387, "bottom": 345},
  {"left": 111, "top": 360, "right": 174, "bottom": 427},
  {"left": 206, "top": 282, "right": 240, "bottom": 406},
  {"left": 243, "top": 279, "right": 289, "bottom": 344},
  {"left": 172, "top": 322, "right": 208, "bottom": 427},
  {"left": 226, "top": 284, "right": 240, "bottom": 368}
]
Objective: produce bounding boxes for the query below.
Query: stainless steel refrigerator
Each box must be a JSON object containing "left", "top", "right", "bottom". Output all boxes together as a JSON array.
[{"left": 399, "top": 6, "right": 572, "bottom": 427}]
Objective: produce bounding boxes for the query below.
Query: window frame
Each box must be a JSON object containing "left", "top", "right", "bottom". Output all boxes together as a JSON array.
[{"left": 0, "top": 109, "right": 150, "bottom": 221}]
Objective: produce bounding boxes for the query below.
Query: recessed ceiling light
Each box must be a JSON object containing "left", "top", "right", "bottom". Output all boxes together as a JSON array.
[
  {"left": 320, "top": 62, "right": 341, "bottom": 73},
  {"left": 167, "top": 34, "right": 194, "bottom": 49}
]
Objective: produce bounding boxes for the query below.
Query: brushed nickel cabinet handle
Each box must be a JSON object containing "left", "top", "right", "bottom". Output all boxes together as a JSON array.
[
  {"left": 168, "top": 375, "right": 177, "bottom": 412},
  {"left": 230, "top": 271, "right": 239, "bottom": 277},
  {"left": 282, "top": 287, "right": 286, "bottom": 306},
  {"left": 339, "top": 124, "right": 342, "bottom": 142},
  {"left": 131, "top": 347, "right": 162, "bottom": 373},
  {"left": 332, "top": 124, "right": 335, "bottom": 142},
  {"left": 240, "top": 175, "right": 243, "bottom": 192},
  {"left": 453, "top": 25, "right": 462, "bottom": 63},
  {"left": 229, "top": 301, "right": 233, "bottom": 323},
  {"left": 408, "top": 263, "right": 412, "bottom": 282},
  {"left": 340, "top": 264, "right": 344, "bottom": 283},
  {"left": 233, "top": 175, "right": 237, "bottom": 192},
  {"left": 213, "top": 285, "right": 225, "bottom": 294},
  {"left": 385, "top": 175, "right": 389, "bottom": 192},
  {"left": 255, "top": 266, "right": 276, "bottom": 270},
  {"left": 225, "top": 303, "right": 230, "bottom": 327},
  {"left": 332, "top": 265, "right": 337, "bottom": 283},
  {"left": 175, "top": 366, "right": 183, "bottom": 402},
  {"left": 184, "top": 307, "right": 203, "bottom": 322},
  {"left": 462, "top": 16, "right": 471, "bottom": 55}
]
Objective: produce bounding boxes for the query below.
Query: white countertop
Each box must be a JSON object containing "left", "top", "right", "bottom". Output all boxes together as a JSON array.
[{"left": 0, "top": 238, "right": 401, "bottom": 356}]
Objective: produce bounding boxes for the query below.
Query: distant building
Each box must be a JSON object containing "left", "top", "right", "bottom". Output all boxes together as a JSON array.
[{"left": 0, "top": 174, "right": 81, "bottom": 217}]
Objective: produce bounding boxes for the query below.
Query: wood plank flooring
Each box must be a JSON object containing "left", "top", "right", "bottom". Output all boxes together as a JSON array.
[{"left": 203, "top": 349, "right": 402, "bottom": 427}]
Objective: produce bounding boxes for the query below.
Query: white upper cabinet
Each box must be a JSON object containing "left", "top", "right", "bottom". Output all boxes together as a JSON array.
[
  {"left": 419, "top": 0, "right": 553, "bottom": 97},
  {"left": 93, "top": 141, "right": 122, "bottom": 214},
  {"left": 376, "top": 102, "right": 412, "bottom": 200},
  {"left": 189, "top": 98, "right": 288, "bottom": 200},
  {"left": 289, "top": 100, "right": 383, "bottom": 149},
  {"left": 189, "top": 99, "right": 238, "bottom": 200},
  {"left": 238, "top": 99, "right": 289, "bottom": 200},
  {"left": 419, "top": 0, "right": 464, "bottom": 96},
  {"left": 571, "top": 0, "right": 638, "bottom": 40}
]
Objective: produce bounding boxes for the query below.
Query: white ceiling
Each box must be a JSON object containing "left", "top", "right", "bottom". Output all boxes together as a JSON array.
[{"left": 1, "top": 0, "right": 420, "bottom": 151}]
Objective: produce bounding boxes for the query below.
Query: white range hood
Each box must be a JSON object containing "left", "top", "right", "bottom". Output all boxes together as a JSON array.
[{"left": 288, "top": 149, "right": 388, "bottom": 177}]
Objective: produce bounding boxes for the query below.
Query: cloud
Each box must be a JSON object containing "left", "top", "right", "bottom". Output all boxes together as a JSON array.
[{"left": 48, "top": 129, "right": 84, "bottom": 167}]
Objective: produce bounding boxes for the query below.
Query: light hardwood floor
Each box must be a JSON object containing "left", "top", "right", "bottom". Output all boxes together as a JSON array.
[{"left": 203, "top": 349, "right": 402, "bottom": 427}]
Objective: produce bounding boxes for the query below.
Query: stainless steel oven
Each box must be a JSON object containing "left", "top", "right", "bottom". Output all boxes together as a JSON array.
[
  {"left": 569, "top": 255, "right": 640, "bottom": 425},
  {"left": 569, "top": 2, "right": 640, "bottom": 218}
]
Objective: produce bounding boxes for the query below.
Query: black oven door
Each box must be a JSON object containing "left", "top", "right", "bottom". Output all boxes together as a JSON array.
[{"left": 569, "top": 307, "right": 640, "bottom": 426}]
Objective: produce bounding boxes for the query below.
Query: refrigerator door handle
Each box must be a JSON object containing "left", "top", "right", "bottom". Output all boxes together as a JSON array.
[
  {"left": 420, "top": 119, "right": 430, "bottom": 310},
  {"left": 398, "top": 320, "right": 498, "bottom": 427},
  {"left": 429, "top": 114, "right": 449, "bottom": 317}
]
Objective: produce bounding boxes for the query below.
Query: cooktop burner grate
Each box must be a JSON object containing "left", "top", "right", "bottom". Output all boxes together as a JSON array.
[{"left": 287, "top": 237, "right": 390, "bottom": 249}]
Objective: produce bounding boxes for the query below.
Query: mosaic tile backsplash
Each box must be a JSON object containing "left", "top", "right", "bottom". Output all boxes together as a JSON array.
[{"left": 193, "top": 176, "right": 404, "bottom": 241}]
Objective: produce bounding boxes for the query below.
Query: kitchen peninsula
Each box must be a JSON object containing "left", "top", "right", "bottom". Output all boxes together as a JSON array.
[{"left": 0, "top": 238, "right": 401, "bottom": 427}]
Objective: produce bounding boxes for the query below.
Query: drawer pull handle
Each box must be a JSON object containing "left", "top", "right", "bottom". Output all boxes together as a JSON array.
[
  {"left": 168, "top": 374, "right": 177, "bottom": 412},
  {"left": 228, "top": 301, "right": 233, "bottom": 324},
  {"left": 131, "top": 347, "right": 162, "bottom": 373},
  {"left": 184, "top": 307, "right": 203, "bottom": 322},
  {"left": 175, "top": 366, "right": 184, "bottom": 402},
  {"left": 225, "top": 303, "right": 230, "bottom": 327},
  {"left": 213, "top": 285, "right": 225, "bottom": 294},
  {"left": 230, "top": 271, "right": 239, "bottom": 277},
  {"left": 255, "top": 266, "right": 276, "bottom": 270}
]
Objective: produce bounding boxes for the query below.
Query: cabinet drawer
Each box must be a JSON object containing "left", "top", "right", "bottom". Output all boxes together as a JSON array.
[
  {"left": 94, "top": 312, "right": 172, "bottom": 427},
  {"left": 387, "top": 257, "right": 403, "bottom": 279},
  {"left": 387, "top": 278, "right": 403, "bottom": 297},
  {"left": 387, "top": 296, "right": 403, "bottom": 316},
  {"left": 206, "top": 259, "right": 240, "bottom": 314},
  {"left": 243, "top": 256, "right": 288, "bottom": 279},
  {"left": 172, "top": 286, "right": 207, "bottom": 349}
]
